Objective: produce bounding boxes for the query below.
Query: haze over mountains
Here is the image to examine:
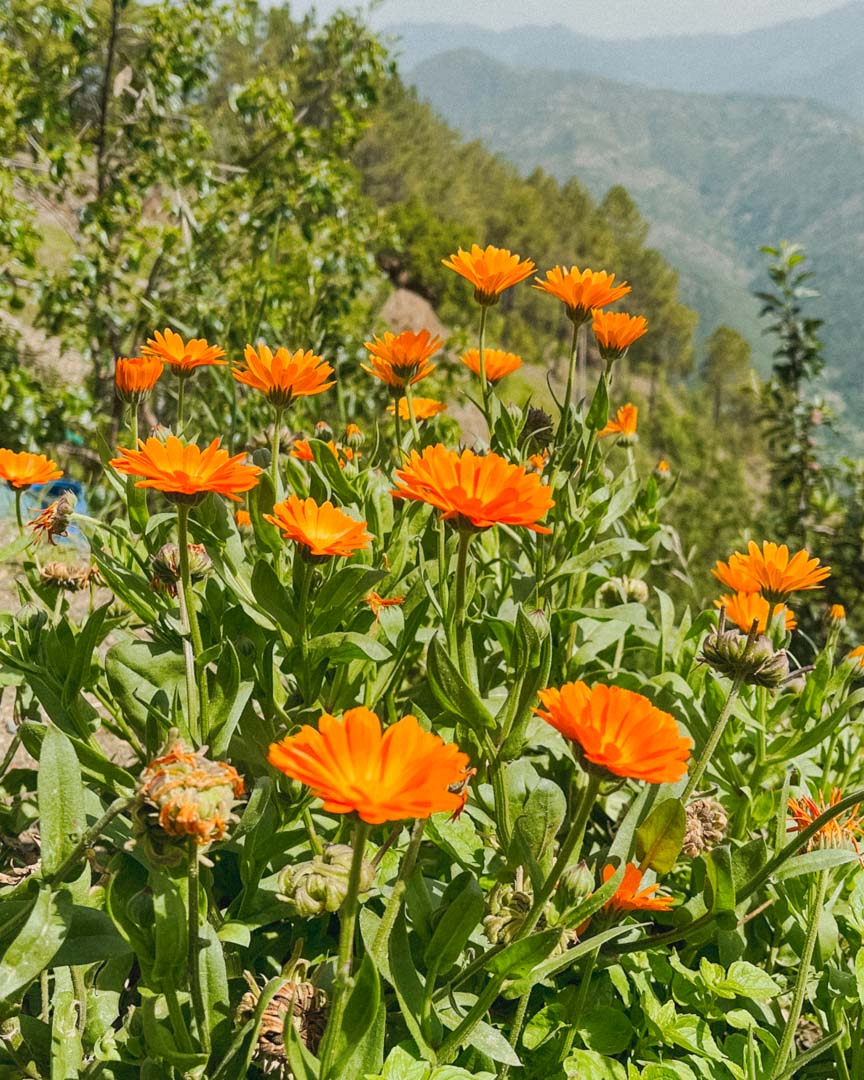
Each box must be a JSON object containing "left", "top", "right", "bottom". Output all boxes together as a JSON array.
[{"left": 389, "top": 5, "right": 864, "bottom": 426}]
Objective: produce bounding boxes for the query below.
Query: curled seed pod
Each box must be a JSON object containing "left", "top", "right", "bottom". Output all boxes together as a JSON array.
[
  {"left": 682, "top": 798, "right": 728, "bottom": 858},
  {"left": 483, "top": 883, "right": 534, "bottom": 945},
  {"left": 278, "top": 844, "right": 376, "bottom": 917}
]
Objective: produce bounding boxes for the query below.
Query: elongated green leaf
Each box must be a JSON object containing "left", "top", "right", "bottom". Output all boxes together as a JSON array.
[
  {"left": 427, "top": 634, "right": 496, "bottom": 731},
  {"left": 635, "top": 798, "right": 686, "bottom": 875},
  {"left": 0, "top": 886, "right": 70, "bottom": 1003},
  {"left": 311, "top": 565, "right": 386, "bottom": 635},
  {"left": 50, "top": 966, "right": 82, "bottom": 1079},
  {"left": 774, "top": 848, "right": 861, "bottom": 880},
  {"left": 20, "top": 721, "right": 136, "bottom": 797},
  {"left": 332, "top": 954, "right": 380, "bottom": 1072},
  {"left": 250, "top": 559, "right": 298, "bottom": 634},
  {"left": 423, "top": 871, "right": 484, "bottom": 974},
  {"left": 466, "top": 1020, "right": 520, "bottom": 1066},
  {"left": 63, "top": 602, "right": 110, "bottom": 701},
  {"left": 200, "top": 921, "right": 233, "bottom": 1057},
  {"left": 307, "top": 631, "right": 390, "bottom": 663},
  {"left": 703, "top": 845, "right": 737, "bottom": 930},
  {"left": 38, "top": 726, "right": 85, "bottom": 877}
]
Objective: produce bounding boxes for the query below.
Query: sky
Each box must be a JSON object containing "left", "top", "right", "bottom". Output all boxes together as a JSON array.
[{"left": 291, "top": 0, "right": 858, "bottom": 38}]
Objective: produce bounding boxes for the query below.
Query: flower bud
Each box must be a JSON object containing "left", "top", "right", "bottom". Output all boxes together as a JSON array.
[
  {"left": 314, "top": 419, "right": 334, "bottom": 442},
  {"left": 597, "top": 576, "right": 650, "bottom": 607},
  {"left": 343, "top": 423, "right": 365, "bottom": 450},
  {"left": 701, "top": 626, "right": 790, "bottom": 688},
  {"left": 527, "top": 607, "right": 551, "bottom": 640},
  {"left": 682, "top": 798, "right": 728, "bottom": 858},
  {"left": 278, "top": 844, "right": 375, "bottom": 917},
  {"left": 654, "top": 459, "right": 671, "bottom": 481},
  {"left": 150, "top": 543, "right": 211, "bottom": 597},
  {"left": 136, "top": 738, "right": 245, "bottom": 854},
  {"left": 554, "top": 861, "right": 595, "bottom": 911},
  {"left": 518, "top": 407, "right": 554, "bottom": 453}
]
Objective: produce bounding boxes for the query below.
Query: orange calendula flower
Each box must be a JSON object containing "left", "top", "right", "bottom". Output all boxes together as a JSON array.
[
  {"left": 392, "top": 444, "right": 554, "bottom": 534},
  {"left": 115, "top": 355, "right": 163, "bottom": 403},
  {"left": 711, "top": 541, "right": 830, "bottom": 603},
  {"left": 788, "top": 790, "right": 863, "bottom": 854},
  {"left": 0, "top": 449, "right": 63, "bottom": 489},
  {"left": 715, "top": 593, "right": 796, "bottom": 634},
  {"left": 143, "top": 328, "right": 227, "bottom": 375},
  {"left": 829, "top": 604, "right": 846, "bottom": 622},
  {"left": 442, "top": 244, "right": 535, "bottom": 305},
  {"left": 264, "top": 495, "right": 372, "bottom": 558},
  {"left": 655, "top": 459, "right": 671, "bottom": 477},
  {"left": 533, "top": 266, "right": 631, "bottom": 324},
  {"left": 591, "top": 310, "right": 648, "bottom": 359},
  {"left": 534, "top": 682, "right": 691, "bottom": 783},
  {"left": 362, "top": 330, "right": 442, "bottom": 390},
  {"left": 602, "top": 863, "right": 675, "bottom": 913},
  {"left": 848, "top": 645, "right": 864, "bottom": 668},
  {"left": 235, "top": 509, "right": 252, "bottom": 528},
  {"left": 599, "top": 403, "right": 638, "bottom": 440},
  {"left": 290, "top": 440, "right": 315, "bottom": 462},
  {"left": 110, "top": 436, "right": 261, "bottom": 504},
  {"left": 461, "top": 348, "right": 522, "bottom": 383},
  {"left": 387, "top": 397, "right": 447, "bottom": 421},
  {"left": 233, "top": 345, "right": 334, "bottom": 407},
  {"left": 267, "top": 707, "right": 471, "bottom": 824},
  {"left": 527, "top": 451, "right": 549, "bottom": 473},
  {"left": 365, "top": 591, "right": 405, "bottom": 629}
]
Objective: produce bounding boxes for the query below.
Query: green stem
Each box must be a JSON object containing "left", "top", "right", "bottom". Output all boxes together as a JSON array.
[
  {"left": 682, "top": 674, "right": 744, "bottom": 802},
  {"left": 393, "top": 398, "right": 403, "bottom": 454},
  {"left": 187, "top": 839, "right": 210, "bottom": 1053},
  {"left": 297, "top": 557, "right": 314, "bottom": 703},
  {"left": 478, "top": 304, "right": 489, "bottom": 415},
  {"left": 177, "top": 504, "right": 209, "bottom": 743},
  {"left": 851, "top": 1004, "right": 864, "bottom": 1079},
  {"left": 769, "top": 869, "right": 829, "bottom": 1079},
  {"left": 560, "top": 318, "right": 580, "bottom": 438},
  {"left": 558, "top": 946, "right": 599, "bottom": 1062},
  {"left": 498, "top": 986, "right": 532, "bottom": 1080},
  {"left": 165, "top": 984, "right": 195, "bottom": 1054},
  {"left": 14, "top": 488, "right": 23, "bottom": 535},
  {"left": 177, "top": 376, "right": 186, "bottom": 430},
  {"left": 452, "top": 530, "right": 473, "bottom": 678},
  {"left": 271, "top": 406, "right": 284, "bottom": 497},
  {"left": 319, "top": 819, "right": 371, "bottom": 1080},
  {"left": 491, "top": 763, "right": 512, "bottom": 851},
  {"left": 404, "top": 383, "right": 422, "bottom": 444},
  {"left": 371, "top": 818, "right": 426, "bottom": 969},
  {"left": 45, "top": 796, "right": 135, "bottom": 886}
]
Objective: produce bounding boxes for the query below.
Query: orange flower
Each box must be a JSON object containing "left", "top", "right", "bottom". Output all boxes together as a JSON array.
[
  {"left": 711, "top": 542, "right": 830, "bottom": 603},
  {"left": 362, "top": 330, "right": 442, "bottom": 390},
  {"left": 655, "top": 459, "right": 671, "bottom": 477},
  {"left": 115, "top": 355, "right": 163, "bottom": 403},
  {"left": 110, "top": 436, "right": 261, "bottom": 504},
  {"left": 264, "top": 495, "right": 372, "bottom": 558},
  {"left": 527, "top": 451, "right": 549, "bottom": 473},
  {"left": 788, "top": 790, "right": 863, "bottom": 854},
  {"left": 534, "top": 682, "right": 691, "bottom": 783},
  {"left": 829, "top": 604, "right": 846, "bottom": 622},
  {"left": 461, "top": 348, "right": 522, "bottom": 383},
  {"left": 533, "top": 266, "right": 631, "bottom": 323},
  {"left": 365, "top": 591, "right": 405, "bottom": 629},
  {"left": 0, "top": 449, "right": 63, "bottom": 489},
  {"left": 591, "top": 310, "right": 648, "bottom": 359},
  {"left": 387, "top": 397, "right": 447, "bottom": 421},
  {"left": 267, "top": 707, "right": 470, "bottom": 824},
  {"left": 602, "top": 863, "right": 675, "bottom": 913},
  {"left": 143, "top": 328, "right": 227, "bottom": 375},
  {"left": 28, "top": 492, "right": 75, "bottom": 546},
  {"left": 599, "top": 403, "right": 638, "bottom": 440},
  {"left": 290, "top": 440, "right": 315, "bottom": 462},
  {"left": 849, "top": 645, "right": 864, "bottom": 668},
  {"left": 392, "top": 444, "right": 554, "bottom": 534},
  {"left": 715, "top": 593, "right": 796, "bottom": 634},
  {"left": 233, "top": 344, "right": 334, "bottom": 407},
  {"left": 442, "top": 244, "right": 535, "bottom": 305},
  {"left": 235, "top": 509, "right": 252, "bottom": 528}
]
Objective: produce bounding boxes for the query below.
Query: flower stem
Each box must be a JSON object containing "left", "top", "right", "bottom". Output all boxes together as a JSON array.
[
  {"left": 319, "top": 819, "right": 371, "bottom": 1080},
  {"left": 177, "top": 376, "right": 186, "bottom": 430},
  {"left": 558, "top": 946, "right": 599, "bottom": 1062},
  {"left": 187, "top": 839, "right": 210, "bottom": 1054},
  {"left": 44, "top": 796, "right": 135, "bottom": 886},
  {"left": 561, "top": 318, "right": 580, "bottom": 438},
  {"left": 177, "top": 504, "right": 209, "bottom": 743},
  {"left": 682, "top": 674, "right": 744, "bottom": 802},
  {"left": 271, "top": 406, "right": 284, "bottom": 497},
  {"left": 404, "top": 383, "right": 422, "bottom": 444},
  {"left": 478, "top": 304, "right": 489, "bottom": 415},
  {"left": 498, "top": 985, "right": 532, "bottom": 1080},
  {"left": 769, "top": 868, "right": 829, "bottom": 1079},
  {"left": 297, "top": 557, "right": 314, "bottom": 703},
  {"left": 393, "top": 401, "right": 404, "bottom": 454},
  {"left": 371, "top": 818, "right": 425, "bottom": 969},
  {"left": 453, "top": 530, "right": 473, "bottom": 678},
  {"left": 14, "top": 489, "right": 23, "bottom": 535}
]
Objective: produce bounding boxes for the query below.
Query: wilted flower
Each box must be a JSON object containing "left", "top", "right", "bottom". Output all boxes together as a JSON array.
[
  {"left": 0, "top": 449, "right": 63, "bottom": 489},
  {"left": 519, "top": 407, "right": 554, "bottom": 453},
  {"left": 278, "top": 844, "right": 376, "bottom": 917},
  {"left": 268, "top": 707, "right": 470, "bottom": 825},
  {"left": 711, "top": 541, "right": 830, "bottom": 603},
  {"left": 137, "top": 739, "right": 245, "bottom": 848},
  {"left": 143, "top": 328, "right": 226, "bottom": 375},
  {"left": 115, "top": 355, "right": 163, "bottom": 404},
  {"left": 534, "top": 682, "right": 691, "bottom": 784},
  {"left": 599, "top": 403, "right": 638, "bottom": 441},
  {"left": 150, "top": 542, "right": 211, "bottom": 596},
  {"left": 683, "top": 798, "right": 728, "bottom": 858},
  {"left": 110, "top": 436, "right": 261, "bottom": 505},
  {"left": 788, "top": 790, "right": 863, "bottom": 855},
  {"left": 365, "top": 591, "right": 405, "bottom": 629},
  {"left": 461, "top": 348, "right": 522, "bottom": 383},
  {"left": 534, "top": 266, "right": 630, "bottom": 324},
  {"left": 40, "top": 562, "right": 97, "bottom": 592},
  {"left": 392, "top": 445, "right": 554, "bottom": 534},
  {"left": 701, "top": 616, "right": 790, "bottom": 688},
  {"left": 484, "top": 881, "right": 534, "bottom": 945},
  {"left": 443, "top": 244, "right": 535, "bottom": 305},
  {"left": 28, "top": 491, "right": 76, "bottom": 546},
  {"left": 597, "top": 576, "right": 650, "bottom": 607},
  {"left": 238, "top": 971, "right": 328, "bottom": 1070}
]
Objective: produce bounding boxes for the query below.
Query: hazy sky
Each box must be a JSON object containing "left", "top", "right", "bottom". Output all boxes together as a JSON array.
[{"left": 293, "top": 0, "right": 858, "bottom": 38}]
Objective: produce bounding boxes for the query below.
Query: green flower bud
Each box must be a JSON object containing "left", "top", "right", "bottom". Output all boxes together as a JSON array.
[
  {"left": 701, "top": 626, "right": 790, "bottom": 688},
  {"left": 278, "top": 844, "right": 376, "bottom": 917},
  {"left": 554, "top": 861, "right": 595, "bottom": 912}
]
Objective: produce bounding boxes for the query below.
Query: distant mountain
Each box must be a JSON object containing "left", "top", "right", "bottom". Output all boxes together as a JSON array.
[
  {"left": 386, "top": 3, "right": 864, "bottom": 121},
  {"left": 408, "top": 48, "right": 864, "bottom": 422}
]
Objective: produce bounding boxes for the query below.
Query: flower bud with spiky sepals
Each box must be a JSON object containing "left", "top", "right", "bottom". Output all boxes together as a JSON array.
[
  {"left": 682, "top": 798, "right": 728, "bottom": 858},
  {"left": 134, "top": 736, "right": 245, "bottom": 860},
  {"left": 150, "top": 542, "right": 211, "bottom": 597},
  {"left": 553, "top": 861, "right": 595, "bottom": 915},
  {"left": 701, "top": 609, "right": 790, "bottom": 688},
  {"left": 518, "top": 407, "right": 554, "bottom": 454},
  {"left": 278, "top": 844, "right": 376, "bottom": 917}
]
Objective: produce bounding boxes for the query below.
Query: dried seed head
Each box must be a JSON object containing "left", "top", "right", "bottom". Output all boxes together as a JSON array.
[
  {"left": 519, "top": 407, "right": 554, "bottom": 453},
  {"left": 484, "top": 882, "right": 534, "bottom": 945},
  {"left": 238, "top": 975, "right": 329, "bottom": 1072},
  {"left": 682, "top": 798, "right": 728, "bottom": 858},
  {"left": 701, "top": 617, "right": 790, "bottom": 688},
  {"left": 40, "top": 562, "right": 96, "bottom": 592},
  {"left": 278, "top": 844, "right": 376, "bottom": 917},
  {"left": 150, "top": 543, "right": 211, "bottom": 596},
  {"left": 795, "top": 1017, "right": 823, "bottom": 1053},
  {"left": 28, "top": 491, "right": 77, "bottom": 546},
  {"left": 136, "top": 738, "right": 244, "bottom": 853}
]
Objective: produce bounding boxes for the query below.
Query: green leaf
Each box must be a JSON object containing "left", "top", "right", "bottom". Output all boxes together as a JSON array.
[
  {"left": 564, "top": 1049, "right": 626, "bottom": 1079},
  {"left": 332, "top": 954, "right": 380, "bottom": 1072},
  {"left": 311, "top": 565, "right": 386, "bottom": 635},
  {"left": 486, "top": 929, "right": 562, "bottom": 979},
  {"left": 717, "top": 960, "right": 781, "bottom": 1001},
  {"left": 635, "top": 798, "right": 686, "bottom": 875},
  {"left": 541, "top": 538, "right": 644, "bottom": 586},
  {"left": 209, "top": 640, "right": 253, "bottom": 756},
  {"left": 702, "top": 845, "right": 737, "bottom": 930},
  {"left": 0, "top": 886, "right": 70, "bottom": 1003},
  {"left": 200, "top": 921, "right": 233, "bottom": 1057},
  {"left": 307, "top": 631, "right": 390, "bottom": 663},
  {"left": 105, "top": 639, "right": 187, "bottom": 740},
  {"left": 250, "top": 559, "right": 298, "bottom": 635},
  {"left": 50, "top": 966, "right": 82, "bottom": 1079},
  {"left": 63, "top": 602, "right": 110, "bottom": 700},
  {"left": 20, "top": 722, "right": 136, "bottom": 796},
  {"left": 585, "top": 371, "right": 609, "bottom": 431},
  {"left": 427, "top": 634, "right": 496, "bottom": 731},
  {"left": 663, "top": 1014, "right": 724, "bottom": 1061},
  {"left": 38, "top": 726, "right": 85, "bottom": 877},
  {"left": 423, "top": 871, "right": 484, "bottom": 974},
  {"left": 150, "top": 868, "right": 188, "bottom": 991},
  {"left": 386, "top": 910, "right": 439, "bottom": 1054},
  {"left": 466, "top": 1021, "right": 520, "bottom": 1066},
  {"left": 510, "top": 779, "right": 566, "bottom": 886},
  {"left": 52, "top": 905, "right": 131, "bottom": 966},
  {"left": 773, "top": 848, "right": 861, "bottom": 880},
  {"left": 578, "top": 1006, "right": 633, "bottom": 1055}
]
